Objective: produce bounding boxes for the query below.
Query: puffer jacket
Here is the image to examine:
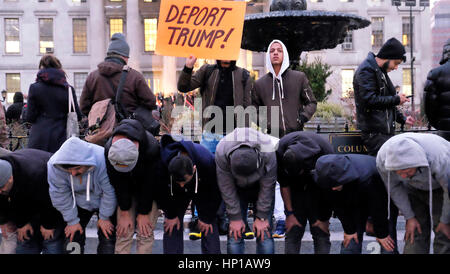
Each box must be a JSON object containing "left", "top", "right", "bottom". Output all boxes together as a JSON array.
[
  {"left": 354, "top": 52, "right": 406, "bottom": 134},
  {"left": 424, "top": 39, "right": 450, "bottom": 131}
]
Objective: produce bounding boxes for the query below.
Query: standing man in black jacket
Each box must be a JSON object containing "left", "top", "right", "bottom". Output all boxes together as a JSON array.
[
  {"left": 276, "top": 131, "right": 333, "bottom": 254},
  {"left": 0, "top": 149, "right": 65, "bottom": 254},
  {"left": 353, "top": 38, "right": 414, "bottom": 250},
  {"left": 313, "top": 154, "right": 396, "bottom": 254},
  {"left": 424, "top": 38, "right": 450, "bottom": 141},
  {"left": 354, "top": 37, "right": 415, "bottom": 156},
  {"left": 105, "top": 119, "right": 160, "bottom": 254}
]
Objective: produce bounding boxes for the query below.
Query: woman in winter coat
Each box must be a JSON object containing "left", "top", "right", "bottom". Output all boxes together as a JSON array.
[{"left": 26, "top": 54, "right": 82, "bottom": 153}]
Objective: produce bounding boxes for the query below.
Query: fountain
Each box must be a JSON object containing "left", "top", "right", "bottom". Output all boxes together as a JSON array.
[{"left": 241, "top": 0, "right": 371, "bottom": 66}]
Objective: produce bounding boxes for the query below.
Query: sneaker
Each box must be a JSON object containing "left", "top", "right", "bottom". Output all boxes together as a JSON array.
[
  {"left": 243, "top": 223, "right": 254, "bottom": 240},
  {"left": 188, "top": 217, "right": 201, "bottom": 241},
  {"left": 272, "top": 220, "right": 286, "bottom": 238}
]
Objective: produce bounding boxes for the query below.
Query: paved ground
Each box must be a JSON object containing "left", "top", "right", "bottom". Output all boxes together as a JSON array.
[
  {"left": 3, "top": 215, "right": 436, "bottom": 254},
  {"left": 81, "top": 215, "right": 414, "bottom": 254}
]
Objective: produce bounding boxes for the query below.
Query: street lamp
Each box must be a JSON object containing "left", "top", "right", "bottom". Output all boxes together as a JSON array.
[{"left": 391, "top": 0, "right": 429, "bottom": 115}]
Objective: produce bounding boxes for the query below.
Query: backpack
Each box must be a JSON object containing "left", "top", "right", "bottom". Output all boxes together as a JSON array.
[{"left": 84, "top": 66, "right": 130, "bottom": 146}]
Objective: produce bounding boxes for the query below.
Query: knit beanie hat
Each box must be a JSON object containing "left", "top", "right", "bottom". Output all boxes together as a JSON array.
[
  {"left": 107, "top": 33, "right": 130, "bottom": 58},
  {"left": 377, "top": 37, "right": 406, "bottom": 62},
  {"left": 0, "top": 160, "right": 12, "bottom": 188}
]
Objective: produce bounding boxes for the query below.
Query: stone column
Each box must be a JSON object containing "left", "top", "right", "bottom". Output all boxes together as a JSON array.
[
  {"left": 162, "top": 56, "right": 177, "bottom": 97},
  {"left": 126, "top": 0, "right": 141, "bottom": 71},
  {"left": 89, "top": 0, "right": 106, "bottom": 70}
]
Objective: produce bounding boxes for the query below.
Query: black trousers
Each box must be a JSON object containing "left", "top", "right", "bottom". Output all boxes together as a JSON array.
[{"left": 63, "top": 206, "right": 117, "bottom": 254}]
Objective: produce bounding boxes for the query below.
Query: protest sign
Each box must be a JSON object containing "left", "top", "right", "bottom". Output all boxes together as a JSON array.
[{"left": 155, "top": 0, "right": 246, "bottom": 60}]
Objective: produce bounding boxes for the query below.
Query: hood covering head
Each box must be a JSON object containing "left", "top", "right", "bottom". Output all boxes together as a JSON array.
[
  {"left": 440, "top": 38, "right": 450, "bottom": 65},
  {"left": 312, "top": 154, "right": 376, "bottom": 189},
  {"left": 266, "top": 40, "right": 290, "bottom": 100},
  {"left": 51, "top": 137, "right": 99, "bottom": 208},
  {"left": 282, "top": 138, "right": 321, "bottom": 176},
  {"left": 384, "top": 137, "right": 429, "bottom": 171},
  {"left": 381, "top": 135, "right": 434, "bottom": 235}
]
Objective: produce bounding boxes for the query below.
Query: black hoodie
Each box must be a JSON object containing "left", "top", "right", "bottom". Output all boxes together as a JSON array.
[
  {"left": 156, "top": 134, "right": 221, "bottom": 224},
  {"left": 313, "top": 154, "right": 389, "bottom": 238},
  {"left": 104, "top": 119, "right": 160, "bottom": 215},
  {"left": 0, "top": 149, "right": 64, "bottom": 229},
  {"left": 276, "top": 131, "right": 333, "bottom": 189}
]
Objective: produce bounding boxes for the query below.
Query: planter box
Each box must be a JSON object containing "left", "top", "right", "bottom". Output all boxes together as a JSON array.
[{"left": 304, "top": 117, "right": 348, "bottom": 132}]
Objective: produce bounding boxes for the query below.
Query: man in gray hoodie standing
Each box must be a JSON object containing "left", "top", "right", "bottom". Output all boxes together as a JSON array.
[
  {"left": 215, "top": 128, "right": 277, "bottom": 254},
  {"left": 376, "top": 133, "right": 450, "bottom": 254},
  {"left": 48, "top": 137, "right": 117, "bottom": 254},
  {"left": 252, "top": 40, "right": 317, "bottom": 138}
]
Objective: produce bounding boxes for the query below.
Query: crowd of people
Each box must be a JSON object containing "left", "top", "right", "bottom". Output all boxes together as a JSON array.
[{"left": 0, "top": 33, "right": 448, "bottom": 255}]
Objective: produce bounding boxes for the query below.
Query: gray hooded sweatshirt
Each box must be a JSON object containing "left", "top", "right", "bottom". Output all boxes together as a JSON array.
[
  {"left": 215, "top": 128, "right": 278, "bottom": 221},
  {"left": 376, "top": 133, "right": 450, "bottom": 225},
  {"left": 48, "top": 137, "right": 117, "bottom": 226}
]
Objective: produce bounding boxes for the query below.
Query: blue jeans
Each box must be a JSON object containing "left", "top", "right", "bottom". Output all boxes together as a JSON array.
[
  {"left": 200, "top": 132, "right": 224, "bottom": 154},
  {"left": 227, "top": 195, "right": 275, "bottom": 254},
  {"left": 16, "top": 223, "right": 64, "bottom": 254}
]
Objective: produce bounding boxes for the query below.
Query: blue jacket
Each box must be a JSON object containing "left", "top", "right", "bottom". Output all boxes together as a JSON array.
[
  {"left": 47, "top": 137, "right": 117, "bottom": 226},
  {"left": 157, "top": 135, "right": 221, "bottom": 224},
  {"left": 314, "top": 154, "right": 389, "bottom": 238}
]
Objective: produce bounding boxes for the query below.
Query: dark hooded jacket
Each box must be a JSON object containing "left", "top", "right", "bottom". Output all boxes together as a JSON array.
[
  {"left": 177, "top": 61, "right": 253, "bottom": 129},
  {"left": 0, "top": 149, "right": 64, "bottom": 229},
  {"left": 276, "top": 131, "right": 333, "bottom": 189},
  {"left": 26, "top": 68, "right": 82, "bottom": 153},
  {"left": 424, "top": 39, "right": 450, "bottom": 131},
  {"left": 104, "top": 119, "right": 160, "bottom": 215},
  {"left": 156, "top": 134, "right": 221, "bottom": 224},
  {"left": 354, "top": 52, "right": 406, "bottom": 135},
  {"left": 313, "top": 154, "right": 389, "bottom": 238},
  {"left": 6, "top": 92, "right": 24, "bottom": 122},
  {"left": 80, "top": 57, "right": 157, "bottom": 116}
]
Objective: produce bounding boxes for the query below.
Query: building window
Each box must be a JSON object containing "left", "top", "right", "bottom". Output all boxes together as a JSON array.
[
  {"left": 109, "top": 18, "right": 123, "bottom": 38},
  {"left": 402, "top": 17, "right": 414, "bottom": 50},
  {"left": 6, "top": 73, "right": 21, "bottom": 104},
  {"left": 74, "top": 73, "right": 88, "bottom": 100},
  {"left": 341, "top": 30, "right": 353, "bottom": 51},
  {"left": 143, "top": 72, "right": 161, "bottom": 94},
  {"left": 39, "top": 18, "right": 54, "bottom": 54},
  {"left": 341, "top": 69, "right": 354, "bottom": 98},
  {"left": 371, "top": 17, "right": 384, "bottom": 50},
  {"left": 402, "top": 68, "right": 414, "bottom": 97},
  {"left": 144, "top": 18, "right": 158, "bottom": 52},
  {"left": 73, "top": 18, "right": 87, "bottom": 53},
  {"left": 5, "top": 18, "right": 20, "bottom": 54}
]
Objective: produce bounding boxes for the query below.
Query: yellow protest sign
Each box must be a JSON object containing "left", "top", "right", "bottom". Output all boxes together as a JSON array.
[{"left": 155, "top": 0, "right": 246, "bottom": 60}]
